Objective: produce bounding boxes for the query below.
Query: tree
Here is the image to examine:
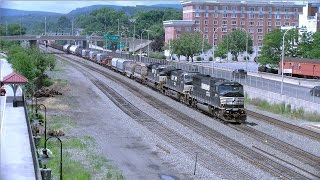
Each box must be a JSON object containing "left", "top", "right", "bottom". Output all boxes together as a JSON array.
[
  {"left": 258, "top": 29, "right": 299, "bottom": 66},
  {"left": 308, "top": 32, "right": 320, "bottom": 59},
  {"left": 57, "top": 16, "right": 71, "bottom": 31},
  {"left": 0, "top": 23, "right": 26, "bottom": 36},
  {"left": 215, "top": 30, "right": 253, "bottom": 61},
  {"left": 150, "top": 35, "right": 164, "bottom": 52},
  {"left": 171, "top": 32, "right": 212, "bottom": 62}
]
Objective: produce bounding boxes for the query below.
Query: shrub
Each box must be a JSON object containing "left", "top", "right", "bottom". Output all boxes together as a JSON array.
[
  {"left": 149, "top": 53, "right": 166, "bottom": 59},
  {"left": 43, "top": 78, "right": 54, "bottom": 87}
]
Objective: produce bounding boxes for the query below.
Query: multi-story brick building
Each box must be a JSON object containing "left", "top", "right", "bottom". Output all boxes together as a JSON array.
[{"left": 164, "top": 0, "right": 305, "bottom": 56}]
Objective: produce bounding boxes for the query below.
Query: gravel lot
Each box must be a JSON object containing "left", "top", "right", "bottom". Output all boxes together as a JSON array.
[{"left": 47, "top": 52, "right": 320, "bottom": 179}]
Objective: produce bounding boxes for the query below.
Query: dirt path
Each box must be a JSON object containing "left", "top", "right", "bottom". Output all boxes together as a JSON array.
[{"left": 43, "top": 58, "right": 196, "bottom": 179}]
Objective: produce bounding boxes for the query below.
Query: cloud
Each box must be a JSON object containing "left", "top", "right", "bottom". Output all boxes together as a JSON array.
[{"left": 1, "top": 1, "right": 180, "bottom": 14}]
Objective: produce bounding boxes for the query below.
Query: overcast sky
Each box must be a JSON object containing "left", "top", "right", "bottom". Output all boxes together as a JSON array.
[{"left": 1, "top": 1, "right": 180, "bottom": 14}]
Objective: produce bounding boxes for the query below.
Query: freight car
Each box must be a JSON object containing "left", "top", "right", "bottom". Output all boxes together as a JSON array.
[{"left": 280, "top": 57, "right": 320, "bottom": 79}]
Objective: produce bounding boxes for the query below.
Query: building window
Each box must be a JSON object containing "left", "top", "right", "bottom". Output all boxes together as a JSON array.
[
  {"left": 294, "top": 8, "right": 298, "bottom": 12},
  {"left": 222, "top": 6, "right": 228, "bottom": 10},
  {"left": 231, "top": 21, "right": 237, "bottom": 25},
  {"left": 231, "top": 6, "right": 237, "bottom": 10},
  {"left": 249, "top": 21, "right": 255, "bottom": 26},
  {"left": 276, "top": 8, "right": 281, "bottom": 12},
  {"left": 258, "top": 42, "right": 262, "bottom": 46},
  {"left": 222, "top": 34, "right": 226, "bottom": 39},
  {"left": 275, "top": 21, "right": 281, "bottom": 26},
  {"left": 285, "top": 15, "right": 290, "bottom": 19},
  {"left": 204, "top": 20, "right": 208, "bottom": 25},
  {"left": 195, "top": 20, "right": 200, "bottom": 24},
  {"left": 214, "top": 6, "right": 218, "bottom": 10},
  {"left": 205, "top": 13, "right": 209, "bottom": 18},
  {"left": 194, "top": 27, "right": 200, "bottom": 31},
  {"left": 258, "top": 21, "right": 263, "bottom": 26},
  {"left": 214, "top": 13, "right": 218, "bottom": 18},
  {"left": 267, "top": 21, "right": 272, "bottom": 26},
  {"left": 268, "top": 7, "right": 272, "bottom": 11},
  {"left": 232, "top": 28, "right": 237, "bottom": 31},
  {"left": 275, "top": 15, "right": 281, "bottom": 19},
  {"left": 214, "top": 34, "right": 218, "bottom": 40},
  {"left": 257, "top": 28, "right": 263, "bottom": 33},
  {"left": 292, "top": 22, "right": 296, "bottom": 26},
  {"left": 204, "top": 27, "right": 208, "bottom": 32},
  {"left": 249, "top": 7, "right": 255, "bottom": 11},
  {"left": 186, "top": 27, "right": 191, "bottom": 32},
  {"left": 284, "top": 8, "right": 290, "bottom": 12},
  {"left": 204, "top": 34, "right": 208, "bottom": 39},
  {"left": 205, "top": 6, "right": 209, "bottom": 10},
  {"left": 196, "top": 5, "right": 201, "bottom": 10},
  {"left": 231, "top": 14, "right": 237, "bottom": 18},
  {"left": 240, "top": 21, "right": 245, "bottom": 26},
  {"left": 268, "top": 14, "right": 272, "bottom": 19},
  {"left": 241, "top": 7, "right": 246, "bottom": 11},
  {"left": 249, "top": 28, "right": 254, "bottom": 33},
  {"left": 294, "top": 15, "right": 298, "bottom": 20},
  {"left": 195, "top": 13, "right": 200, "bottom": 17},
  {"left": 284, "top": 22, "right": 290, "bottom": 26},
  {"left": 268, "top": 28, "right": 272, "bottom": 32},
  {"left": 222, "top": 20, "right": 228, "bottom": 25},
  {"left": 222, "top": 27, "right": 228, "bottom": 32},
  {"left": 241, "top": 14, "right": 246, "bottom": 18},
  {"left": 213, "top": 20, "right": 218, "bottom": 25},
  {"left": 258, "top": 14, "right": 264, "bottom": 19},
  {"left": 258, "top": 7, "right": 264, "bottom": 11},
  {"left": 249, "top": 14, "right": 255, "bottom": 19},
  {"left": 223, "top": 13, "right": 228, "bottom": 18},
  {"left": 258, "top": 35, "right": 263, "bottom": 40}
]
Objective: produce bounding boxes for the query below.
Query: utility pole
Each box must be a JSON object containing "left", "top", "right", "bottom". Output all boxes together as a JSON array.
[
  {"left": 71, "top": 18, "right": 74, "bottom": 36},
  {"left": 45, "top": 16, "right": 47, "bottom": 36},
  {"left": 5, "top": 21, "right": 8, "bottom": 36},
  {"left": 20, "top": 18, "right": 22, "bottom": 36},
  {"left": 117, "top": 19, "right": 120, "bottom": 36}
]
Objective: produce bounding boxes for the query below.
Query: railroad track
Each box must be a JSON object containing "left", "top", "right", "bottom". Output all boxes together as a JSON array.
[
  {"left": 58, "top": 55, "right": 253, "bottom": 179},
  {"left": 247, "top": 110, "right": 320, "bottom": 142},
  {"left": 52, "top": 51, "right": 313, "bottom": 179},
  {"left": 230, "top": 124, "right": 320, "bottom": 177}
]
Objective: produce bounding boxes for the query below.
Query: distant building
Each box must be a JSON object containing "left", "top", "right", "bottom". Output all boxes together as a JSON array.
[
  {"left": 164, "top": 0, "right": 306, "bottom": 56},
  {"left": 299, "top": 3, "right": 320, "bottom": 33}
]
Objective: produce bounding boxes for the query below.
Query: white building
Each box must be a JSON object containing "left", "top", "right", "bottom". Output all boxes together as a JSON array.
[{"left": 299, "top": 3, "right": 320, "bottom": 33}]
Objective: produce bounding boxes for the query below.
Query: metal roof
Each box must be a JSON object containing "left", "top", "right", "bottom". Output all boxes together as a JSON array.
[
  {"left": 2, "top": 72, "right": 28, "bottom": 84},
  {"left": 284, "top": 57, "right": 320, "bottom": 64}
]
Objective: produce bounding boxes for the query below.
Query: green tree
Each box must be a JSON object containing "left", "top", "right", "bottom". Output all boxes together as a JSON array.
[
  {"left": 0, "top": 23, "right": 26, "bottom": 36},
  {"left": 258, "top": 29, "right": 299, "bottom": 66},
  {"left": 171, "top": 32, "right": 212, "bottom": 62},
  {"left": 215, "top": 30, "right": 253, "bottom": 61},
  {"left": 308, "top": 31, "right": 320, "bottom": 59}
]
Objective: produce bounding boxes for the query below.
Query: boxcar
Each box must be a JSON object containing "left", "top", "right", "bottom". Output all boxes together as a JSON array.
[{"left": 281, "top": 58, "right": 320, "bottom": 79}]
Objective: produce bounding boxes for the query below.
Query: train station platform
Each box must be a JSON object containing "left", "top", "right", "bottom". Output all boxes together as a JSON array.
[{"left": 0, "top": 58, "right": 39, "bottom": 179}]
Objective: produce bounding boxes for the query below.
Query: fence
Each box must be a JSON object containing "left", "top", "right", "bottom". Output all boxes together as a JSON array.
[{"left": 111, "top": 53, "right": 320, "bottom": 107}]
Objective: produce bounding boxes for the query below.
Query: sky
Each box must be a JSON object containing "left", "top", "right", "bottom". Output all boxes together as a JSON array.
[{"left": 0, "top": 0, "right": 181, "bottom": 14}]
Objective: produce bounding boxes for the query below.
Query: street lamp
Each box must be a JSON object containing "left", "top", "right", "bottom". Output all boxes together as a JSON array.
[
  {"left": 140, "top": 29, "right": 153, "bottom": 61},
  {"left": 39, "top": 136, "right": 63, "bottom": 180},
  {"left": 280, "top": 27, "right": 296, "bottom": 95},
  {"left": 196, "top": 29, "right": 205, "bottom": 57},
  {"left": 212, "top": 26, "right": 226, "bottom": 76},
  {"left": 129, "top": 19, "right": 136, "bottom": 54},
  {"left": 120, "top": 30, "right": 129, "bottom": 56},
  {"left": 35, "top": 104, "right": 47, "bottom": 148}
]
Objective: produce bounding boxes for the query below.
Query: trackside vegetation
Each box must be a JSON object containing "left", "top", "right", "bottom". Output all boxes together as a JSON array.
[
  {"left": 245, "top": 97, "right": 320, "bottom": 122},
  {"left": 0, "top": 40, "right": 56, "bottom": 93}
]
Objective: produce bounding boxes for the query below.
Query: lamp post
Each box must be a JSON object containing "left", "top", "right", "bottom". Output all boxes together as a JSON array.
[
  {"left": 40, "top": 136, "right": 63, "bottom": 180},
  {"left": 197, "top": 29, "right": 205, "bottom": 57},
  {"left": 280, "top": 28, "right": 294, "bottom": 95},
  {"left": 35, "top": 104, "right": 47, "bottom": 148},
  {"left": 120, "top": 30, "right": 129, "bottom": 56},
  {"left": 45, "top": 16, "right": 47, "bottom": 36},
  {"left": 212, "top": 26, "right": 225, "bottom": 76},
  {"left": 129, "top": 19, "right": 136, "bottom": 54}
]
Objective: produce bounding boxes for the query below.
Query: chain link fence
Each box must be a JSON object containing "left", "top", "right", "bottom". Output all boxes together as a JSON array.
[{"left": 111, "top": 53, "right": 320, "bottom": 105}]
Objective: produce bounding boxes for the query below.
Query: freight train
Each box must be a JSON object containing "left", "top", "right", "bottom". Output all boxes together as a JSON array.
[{"left": 49, "top": 43, "right": 246, "bottom": 123}]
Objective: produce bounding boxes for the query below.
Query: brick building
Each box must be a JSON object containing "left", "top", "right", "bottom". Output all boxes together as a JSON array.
[{"left": 164, "top": 0, "right": 305, "bottom": 56}]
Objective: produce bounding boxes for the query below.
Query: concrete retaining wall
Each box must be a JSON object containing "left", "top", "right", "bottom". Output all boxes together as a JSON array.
[{"left": 245, "top": 85, "right": 320, "bottom": 113}]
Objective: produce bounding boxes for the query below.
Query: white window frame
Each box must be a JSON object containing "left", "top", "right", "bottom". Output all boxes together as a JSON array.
[
  {"left": 275, "top": 21, "right": 281, "bottom": 26},
  {"left": 195, "top": 13, "right": 200, "bottom": 17},
  {"left": 240, "top": 21, "right": 245, "bottom": 26},
  {"left": 222, "top": 20, "right": 228, "bottom": 25},
  {"left": 257, "top": 28, "right": 263, "bottom": 33},
  {"left": 249, "top": 14, "right": 255, "bottom": 19},
  {"left": 204, "top": 20, "right": 208, "bottom": 25},
  {"left": 249, "top": 21, "right": 255, "bottom": 26},
  {"left": 249, "top": 7, "right": 255, "bottom": 11},
  {"left": 195, "top": 20, "right": 200, "bottom": 24},
  {"left": 231, "top": 21, "right": 237, "bottom": 25},
  {"left": 213, "top": 20, "right": 218, "bottom": 25},
  {"left": 275, "top": 15, "right": 281, "bottom": 19},
  {"left": 223, "top": 13, "right": 228, "bottom": 18}
]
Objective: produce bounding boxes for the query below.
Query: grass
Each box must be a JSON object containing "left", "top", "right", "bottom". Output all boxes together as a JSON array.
[
  {"left": 47, "top": 115, "right": 75, "bottom": 131},
  {"left": 245, "top": 97, "right": 320, "bottom": 122}
]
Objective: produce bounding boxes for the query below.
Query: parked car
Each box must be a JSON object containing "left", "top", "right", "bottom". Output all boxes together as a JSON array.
[
  {"left": 232, "top": 69, "right": 247, "bottom": 78},
  {"left": 310, "top": 86, "right": 320, "bottom": 97}
]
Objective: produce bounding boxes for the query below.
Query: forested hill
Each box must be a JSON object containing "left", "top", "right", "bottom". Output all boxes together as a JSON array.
[
  {"left": 0, "top": 8, "right": 62, "bottom": 16},
  {"left": 68, "top": 4, "right": 182, "bottom": 16}
]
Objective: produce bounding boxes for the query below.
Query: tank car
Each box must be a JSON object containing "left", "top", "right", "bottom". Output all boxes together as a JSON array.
[
  {"left": 69, "top": 45, "right": 82, "bottom": 56},
  {"left": 89, "top": 51, "right": 98, "bottom": 62},
  {"left": 63, "top": 44, "right": 71, "bottom": 54},
  {"left": 81, "top": 49, "right": 90, "bottom": 59},
  {"left": 191, "top": 74, "right": 246, "bottom": 123}
]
